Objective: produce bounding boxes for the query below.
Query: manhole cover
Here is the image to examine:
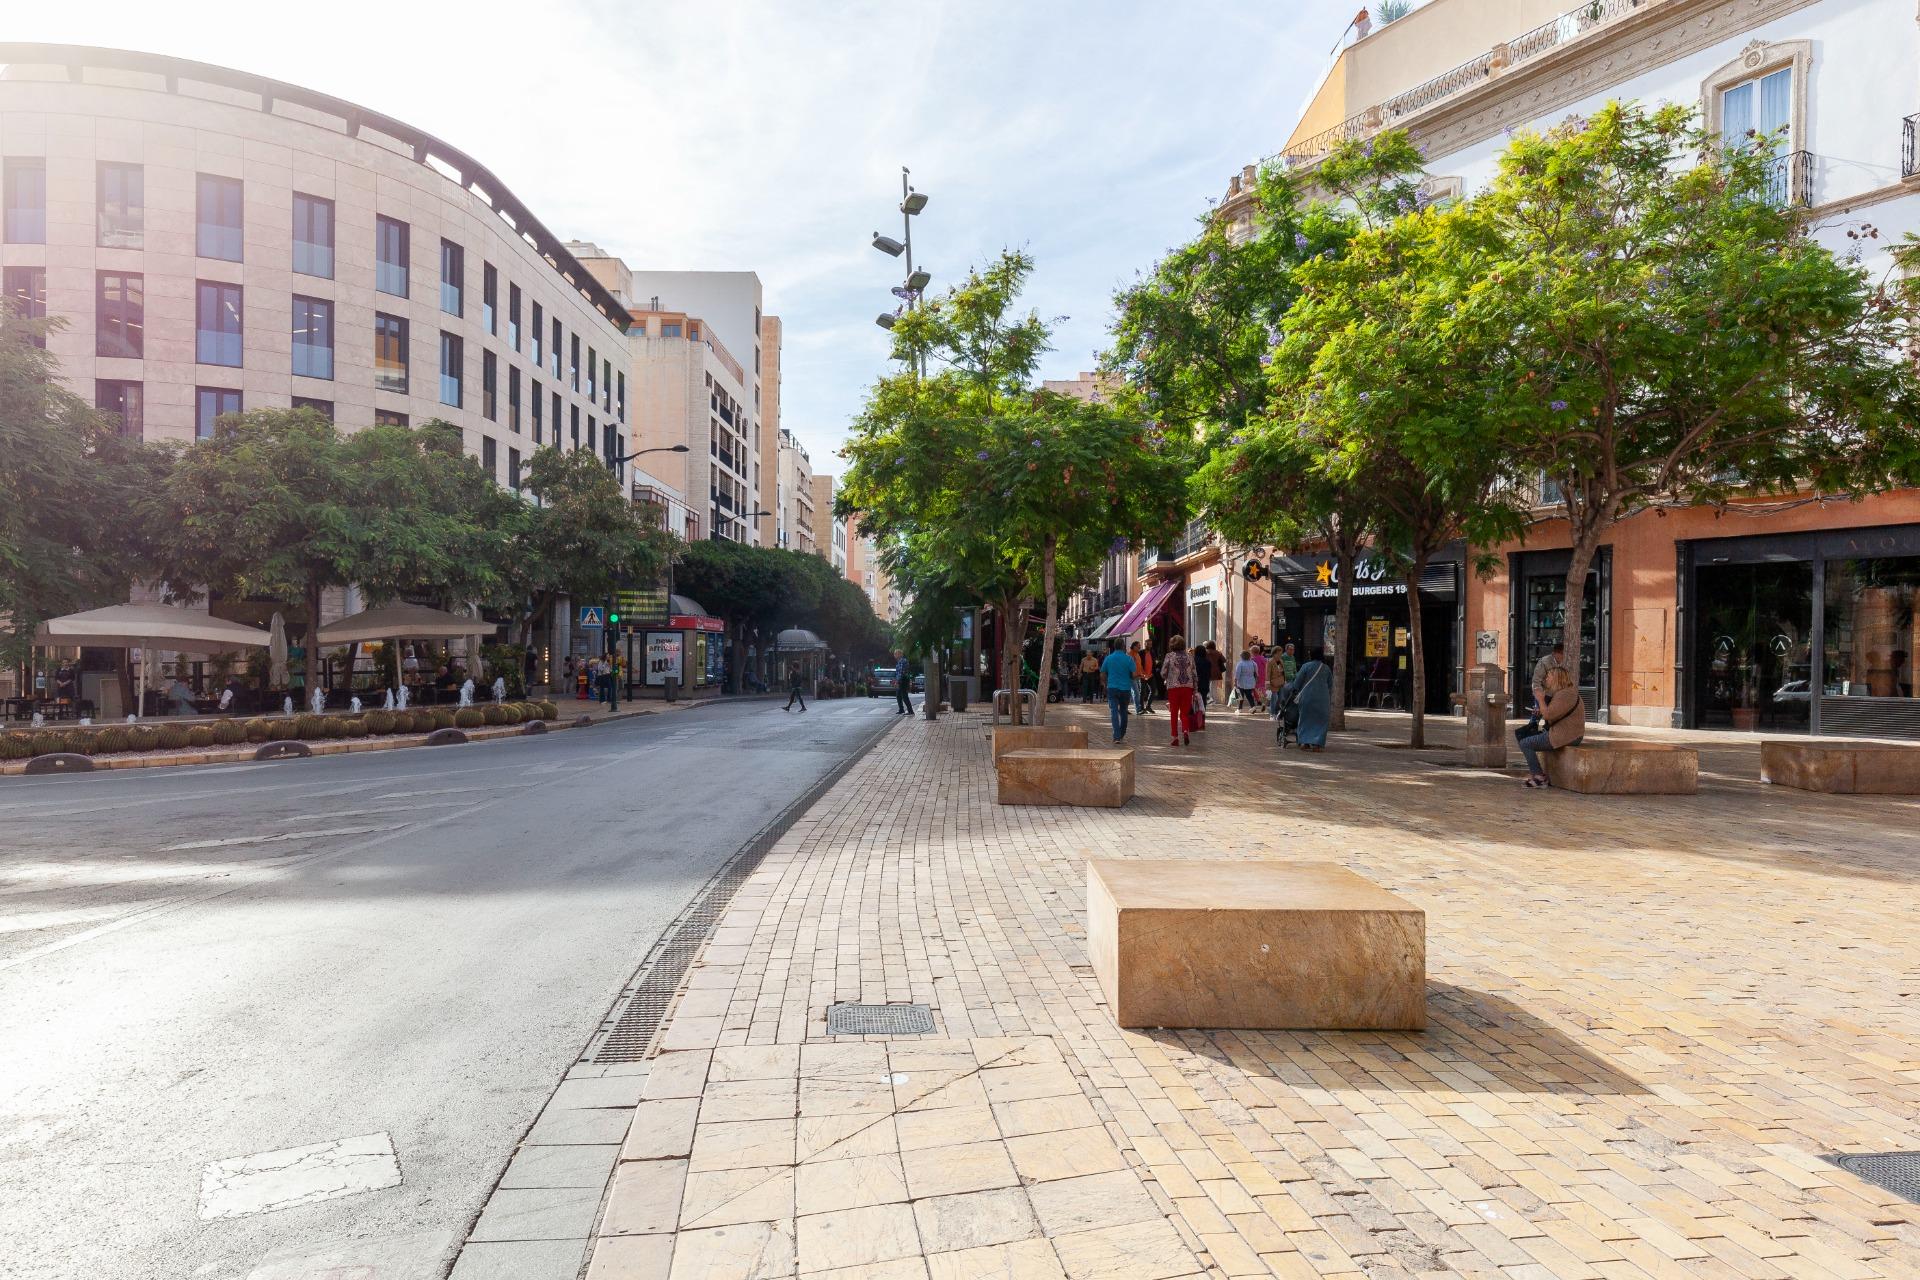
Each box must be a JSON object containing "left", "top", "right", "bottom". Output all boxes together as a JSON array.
[
  {"left": 826, "top": 1003, "right": 935, "bottom": 1036},
  {"left": 1828, "top": 1152, "right": 1920, "bottom": 1203}
]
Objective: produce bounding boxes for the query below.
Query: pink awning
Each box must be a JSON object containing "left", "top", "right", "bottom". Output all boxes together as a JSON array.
[{"left": 1108, "top": 580, "right": 1178, "bottom": 639}]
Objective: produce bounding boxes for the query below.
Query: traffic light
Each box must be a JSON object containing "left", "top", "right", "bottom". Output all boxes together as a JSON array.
[
  {"left": 1244, "top": 561, "right": 1268, "bottom": 582},
  {"left": 608, "top": 611, "right": 621, "bottom": 626}
]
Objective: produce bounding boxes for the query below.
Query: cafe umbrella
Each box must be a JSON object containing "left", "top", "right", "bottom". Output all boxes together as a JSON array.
[
  {"left": 32, "top": 604, "right": 271, "bottom": 720},
  {"left": 316, "top": 603, "right": 501, "bottom": 700}
]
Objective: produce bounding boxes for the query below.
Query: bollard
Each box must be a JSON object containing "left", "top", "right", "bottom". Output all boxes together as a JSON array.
[
  {"left": 664, "top": 675, "right": 678, "bottom": 704},
  {"left": 1463, "top": 663, "right": 1507, "bottom": 769}
]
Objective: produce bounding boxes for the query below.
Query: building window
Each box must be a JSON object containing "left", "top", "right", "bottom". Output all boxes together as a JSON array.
[
  {"left": 375, "top": 409, "right": 409, "bottom": 427},
  {"left": 195, "top": 386, "right": 241, "bottom": 439},
  {"left": 196, "top": 173, "right": 243, "bottom": 261},
  {"left": 587, "top": 345, "right": 596, "bottom": 401},
  {"left": 96, "top": 380, "right": 143, "bottom": 438},
  {"left": 482, "top": 349, "right": 498, "bottom": 420},
  {"left": 4, "top": 157, "right": 46, "bottom": 243},
  {"left": 617, "top": 371, "right": 626, "bottom": 421},
  {"left": 440, "top": 239, "right": 464, "bottom": 316},
  {"left": 482, "top": 262, "right": 497, "bottom": 334},
  {"left": 292, "top": 396, "right": 334, "bottom": 420},
  {"left": 1824, "top": 557, "right": 1920, "bottom": 700},
  {"left": 508, "top": 283, "right": 521, "bottom": 351},
  {"left": 508, "top": 446, "right": 522, "bottom": 490},
  {"left": 293, "top": 192, "right": 334, "bottom": 278},
  {"left": 97, "top": 271, "right": 145, "bottom": 359},
  {"left": 661, "top": 322, "right": 682, "bottom": 338},
  {"left": 440, "top": 331, "right": 463, "bottom": 407},
  {"left": 531, "top": 378, "right": 543, "bottom": 442},
  {"left": 482, "top": 434, "right": 497, "bottom": 479},
  {"left": 508, "top": 367, "right": 521, "bottom": 433},
  {"left": 531, "top": 301, "right": 544, "bottom": 364},
  {"left": 374, "top": 312, "right": 409, "bottom": 394},
  {"left": 97, "top": 161, "right": 144, "bottom": 248},
  {"left": 4, "top": 266, "right": 46, "bottom": 347},
  {"left": 195, "top": 280, "right": 243, "bottom": 367},
  {"left": 292, "top": 295, "right": 333, "bottom": 379},
  {"left": 376, "top": 215, "right": 409, "bottom": 296},
  {"left": 603, "top": 357, "right": 613, "bottom": 412},
  {"left": 551, "top": 318, "right": 561, "bottom": 379},
  {"left": 570, "top": 334, "right": 580, "bottom": 391},
  {"left": 571, "top": 403, "right": 580, "bottom": 449},
  {"left": 552, "top": 391, "right": 562, "bottom": 445}
]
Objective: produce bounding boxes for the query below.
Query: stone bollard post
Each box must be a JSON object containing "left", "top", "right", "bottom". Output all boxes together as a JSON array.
[{"left": 1463, "top": 662, "right": 1507, "bottom": 769}]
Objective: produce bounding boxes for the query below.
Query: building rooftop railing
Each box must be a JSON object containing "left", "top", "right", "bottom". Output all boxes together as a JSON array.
[
  {"left": 1276, "top": 0, "right": 1661, "bottom": 165},
  {"left": 0, "top": 42, "right": 630, "bottom": 329}
]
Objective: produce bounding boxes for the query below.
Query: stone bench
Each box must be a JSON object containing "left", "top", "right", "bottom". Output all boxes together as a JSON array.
[
  {"left": 996, "top": 747, "right": 1134, "bottom": 807},
  {"left": 1543, "top": 743, "right": 1698, "bottom": 794},
  {"left": 1761, "top": 740, "right": 1920, "bottom": 794},
  {"left": 1087, "top": 860, "right": 1425, "bottom": 1030},
  {"left": 990, "top": 723, "right": 1089, "bottom": 760}
]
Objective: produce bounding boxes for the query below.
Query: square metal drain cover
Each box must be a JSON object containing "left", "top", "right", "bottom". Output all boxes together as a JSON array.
[
  {"left": 826, "top": 1003, "right": 935, "bottom": 1036},
  {"left": 1828, "top": 1152, "right": 1920, "bottom": 1203}
]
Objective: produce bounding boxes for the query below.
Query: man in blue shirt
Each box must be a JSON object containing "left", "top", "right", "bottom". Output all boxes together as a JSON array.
[
  {"left": 1099, "top": 644, "right": 1136, "bottom": 743},
  {"left": 893, "top": 649, "right": 913, "bottom": 715}
]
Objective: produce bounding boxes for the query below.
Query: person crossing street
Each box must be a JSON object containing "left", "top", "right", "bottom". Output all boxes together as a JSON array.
[{"left": 892, "top": 649, "right": 914, "bottom": 715}]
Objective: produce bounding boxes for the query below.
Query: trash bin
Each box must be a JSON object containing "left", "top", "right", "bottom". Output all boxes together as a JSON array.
[{"left": 947, "top": 677, "right": 969, "bottom": 713}]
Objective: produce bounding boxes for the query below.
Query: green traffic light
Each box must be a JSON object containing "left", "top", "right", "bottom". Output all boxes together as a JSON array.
[{"left": 608, "top": 613, "right": 621, "bottom": 625}]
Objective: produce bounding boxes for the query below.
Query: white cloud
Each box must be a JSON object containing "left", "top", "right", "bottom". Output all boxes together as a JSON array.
[{"left": 10, "top": 0, "right": 1331, "bottom": 467}]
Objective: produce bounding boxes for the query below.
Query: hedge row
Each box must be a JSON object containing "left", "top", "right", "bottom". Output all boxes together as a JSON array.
[{"left": 0, "top": 701, "right": 561, "bottom": 760}]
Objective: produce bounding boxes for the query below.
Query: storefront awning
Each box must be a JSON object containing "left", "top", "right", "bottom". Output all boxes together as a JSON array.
[
  {"left": 1108, "top": 580, "right": 1178, "bottom": 639},
  {"left": 1083, "top": 615, "right": 1121, "bottom": 642}
]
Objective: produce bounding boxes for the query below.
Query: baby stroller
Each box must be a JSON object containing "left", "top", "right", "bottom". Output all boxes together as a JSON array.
[{"left": 1274, "top": 685, "right": 1301, "bottom": 748}]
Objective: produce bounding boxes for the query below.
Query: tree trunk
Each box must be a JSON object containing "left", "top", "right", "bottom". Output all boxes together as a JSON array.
[
  {"left": 1034, "top": 540, "right": 1060, "bottom": 727},
  {"left": 1561, "top": 534, "right": 1600, "bottom": 705},
  {"left": 923, "top": 648, "right": 941, "bottom": 721},
  {"left": 999, "top": 591, "right": 1027, "bottom": 725},
  {"left": 1405, "top": 553, "right": 1429, "bottom": 749},
  {"left": 726, "top": 620, "right": 744, "bottom": 694},
  {"left": 1330, "top": 543, "right": 1357, "bottom": 733}
]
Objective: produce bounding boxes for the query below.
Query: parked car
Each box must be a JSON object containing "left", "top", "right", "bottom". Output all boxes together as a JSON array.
[{"left": 869, "top": 664, "right": 899, "bottom": 697}]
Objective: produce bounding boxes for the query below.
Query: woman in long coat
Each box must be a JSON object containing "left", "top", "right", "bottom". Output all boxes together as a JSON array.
[{"left": 1279, "top": 646, "right": 1335, "bottom": 751}]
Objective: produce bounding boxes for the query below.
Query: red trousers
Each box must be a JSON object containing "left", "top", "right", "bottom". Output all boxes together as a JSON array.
[{"left": 1166, "top": 687, "right": 1196, "bottom": 741}]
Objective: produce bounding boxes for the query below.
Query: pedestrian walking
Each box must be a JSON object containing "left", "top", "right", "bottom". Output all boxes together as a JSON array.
[
  {"left": 1233, "top": 650, "right": 1260, "bottom": 712},
  {"left": 892, "top": 649, "right": 914, "bottom": 715},
  {"left": 1208, "top": 642, "right": 1228, "bottom": 706},
  {"left": 1162, "top": 636, "right": 1197, "bottom": 746},
  {"left": 1277, "top": 646, "right": 1334, "bottom": 751},
  {"left": 1279, "top": 642, "right": 1299, "bottom": 683},
  {"left": 1100, "top": 643, "right": 1136, "bottom": 743},
  {"left": 1251, "top": 644, "right": 1270, "bottom": 708},
  {"left": 1519, "top": 665, "right": 1585, "bottom": 787},
  {"left": 784, "top": 662, "right": 808, "bottom": 712},
  {"left": 1192, "top": 642, "right": 1213, "bottom": 708},
  {"left": 1078, "top": 651, "right": 1100, "bottom": 702},
  {"left": 1130, "top": 642, "right": 1154, "bottom": 715}
]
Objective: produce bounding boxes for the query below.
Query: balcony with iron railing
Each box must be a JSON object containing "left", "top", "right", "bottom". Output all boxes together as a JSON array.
[
  {"left": 1280, "top": 0, "right": 1659, "bottom": 165},
  {"left": 1763, "top": 149, "right": 1814, "bottom": 208},
  {"left": 1905, "top": 114, "right": 1919, "bottom": 179},
  {"left": 1139, "top": 520, "right": 1214, "bottom": 571}
]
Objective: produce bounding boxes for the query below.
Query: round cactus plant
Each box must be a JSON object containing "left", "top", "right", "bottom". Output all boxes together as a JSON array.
[
  {"left": 453, "top": 707, "right": 485, "bottom": 729},
  {"left": 128, "top": 726, "right": 161, "bottom": 753},
  {"left": 244, "top": 717, "right": 272, "bottom": 743},
  {"left": 1, "top": 732, "right": 34, "bottom": 760},
  {"left": 156, "top": 724, "right": 192, "bottom": 751},
  {"left": 187, "top": 724, "right": 217, "bottom": 749},
  {"left": 213, "top": 719, "right": 246, "bottom": 746},
  {"left": 481, "top": 705, "right": 506, "bottom": 726}
]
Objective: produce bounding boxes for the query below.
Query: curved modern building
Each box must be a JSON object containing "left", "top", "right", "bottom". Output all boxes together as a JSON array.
[{"left": 0, "top": 43, "right": 632, "bottom": 487}]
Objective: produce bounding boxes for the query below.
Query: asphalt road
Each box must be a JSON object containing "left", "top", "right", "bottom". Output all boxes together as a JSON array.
[{"left": 0, "top": 696, "right": 894, "bottom": 1280}]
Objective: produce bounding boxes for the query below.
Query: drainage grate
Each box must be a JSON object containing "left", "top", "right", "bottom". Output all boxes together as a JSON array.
[
  {"left": 1827, "top": 1152, "right": 1920, "bottom": 1203},
  {"left": 588, "top": 714, "right": 897, "bottom": 1064},
  {"left": 826, "top": 1003, "right": 935, "bottom": 1036}
]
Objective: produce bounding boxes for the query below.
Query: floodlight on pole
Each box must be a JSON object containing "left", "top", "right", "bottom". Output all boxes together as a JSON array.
[
  {"left": 875, "top": 312, "right": 897, "bottom": 330},
  {"left": 872, "top": 233, "right": 905, "bottom": 257},
  {"left": 901, "top": 190, "right": 928, "bottom": 215},
  {"left": 905, "top": 268, "right": 930, "bottom": 293}
]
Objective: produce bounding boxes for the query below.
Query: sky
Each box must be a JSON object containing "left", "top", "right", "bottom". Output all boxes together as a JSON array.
[{"left": 13, "top": 0, "right": 1336, "bottom": 473}]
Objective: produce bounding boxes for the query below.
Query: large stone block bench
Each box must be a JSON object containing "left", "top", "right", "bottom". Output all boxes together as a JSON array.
[
  {"left": 1543, "top": 743, "right": 1698, "bottom": 794},
  {"left": 996, "top": 747, "right": 1134, "bottom": 807},
  {"left": 1761, "top": 740, "right": 1920, "bottom": 794},
  {"left": 1087, "top": 859, "right": 1426, "bottom": 1031},
  {"left": 990, "top": 723, "right": 1089, "bottom": 760}
]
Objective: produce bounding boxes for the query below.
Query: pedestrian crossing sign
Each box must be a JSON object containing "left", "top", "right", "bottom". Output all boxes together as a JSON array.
[{"left": 578, "top": 606, "right": 605, "bottom": 627}]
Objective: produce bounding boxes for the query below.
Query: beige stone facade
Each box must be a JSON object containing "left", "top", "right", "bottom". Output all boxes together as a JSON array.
[
  {"left": 774, "top": 428, "right": 815, "bottom": 554},
  {"left": 810, "top": 473, "right": 843, "bottom": 570},
  {"left": 0, "top": 45, "right": 629, "bottom": 484},
  {"left": 621, "top": 305, "right": 755, "bottom": 545}
]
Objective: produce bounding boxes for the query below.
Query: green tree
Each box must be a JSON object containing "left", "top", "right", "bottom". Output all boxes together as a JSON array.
[
  {"left": 1464, "top": 101, "right": 1920, "bottom": 682},
  {"left": 0, "top": 308, "right": 170, "bottom": 667},
  {"left": 500, "top": 445, "right": 675, "bottom": 647},
  {"left": 1275, "top": 202, "right": 1528, "bottom": 747},
  {"left": 673, "top": 541, "right": 824, "bottom": 693}
]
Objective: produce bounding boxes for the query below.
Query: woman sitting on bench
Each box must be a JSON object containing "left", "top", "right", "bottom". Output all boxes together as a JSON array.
[{"left": 1519, "top": 665, "right": 1585, "bottom": 789}]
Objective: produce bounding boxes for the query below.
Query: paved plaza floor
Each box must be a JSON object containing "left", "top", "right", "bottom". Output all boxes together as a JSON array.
[{"left": 574, "top": 705, "right": 1920, "bottom": 1279}]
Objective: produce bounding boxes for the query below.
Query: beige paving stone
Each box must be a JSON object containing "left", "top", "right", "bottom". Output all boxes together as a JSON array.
[
  {"left": 900, "top": 1140, "right": 1020, "bottom": 1198},
  {"left": 1026, "top": 1170, "right": 1164, "bottom": 1236},
  {"left": 797, "top": 1115, "right": 898, "bottom": 1163},
  {"left": 703, "top": 1077, "right": 800, "bottom": 1124},
  {"left": 800, "top": 1260, "right": 929, "bottom": 1280},
  {"left": 801, "top": 1078, "right": 897, "bottom": 1117},
  {"left": 670, "top": 1219, "right": 796, "bottom": 1280},
  {"left": 711, "top": 1044, "right": 802, "bottom": 1083},
  {"left": 601, "top": 1158, "right": 687, "bottom": 1236},
  {"left": 979, "top": 1063, "right": 1081, "bottom": 1106},
  {"left": 689, "top": 1119, "right": 797, "bottom": 1173},
  {"left": 795, "top": 1202, "right": 922, "bottom": 1272},
  {"left": 925, "top": 1238, "right": 1066, "bottom": 1280},
  {"left": 643, "top": 1051, "right": 712, "bottom": 1101},
  {"left": 680, "top": 1166, "right": 796, "bottom": 1230},
  {"left": 895, "top": 1106, "right": 1000, "bottom": 1153},
  {"left": 796, "top": 1154, "right": 910, "bottom": 1215},
  {"left": 802, "top": 1043, "right": 892, "bottom": 1080},
  {"left": 1002, "top": 1126, "right": 1127, "bottom": 1185},
  {"left": 990, "top": 1095, "right": 1101, "bottom": 1139},
  {"left": 622, "top": 1098, "right": 700, "bottom": 1161},
  {"left": 585, "top": 1233, "right": 674, "bottom": 1279},
  {"left": 1048, "top": 1217, "right": 1199, "bottom": 1280},
  {"left": 912, "top": 1187, "right": 1042, "bottom": 1255}
]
